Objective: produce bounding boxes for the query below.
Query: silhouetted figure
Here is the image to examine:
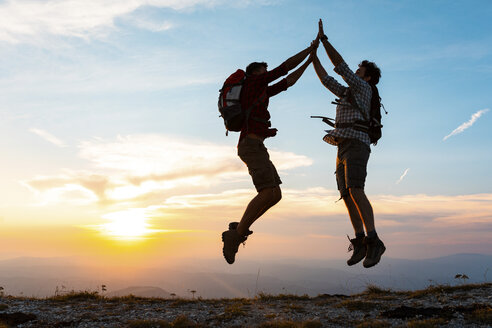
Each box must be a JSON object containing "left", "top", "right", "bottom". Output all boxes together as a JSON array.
[
  {"left": 311, "top": 19, "right": 385, "bottom": 268},
  {"left": 222, "top": 43, "right": 316, "bottom": 264}
]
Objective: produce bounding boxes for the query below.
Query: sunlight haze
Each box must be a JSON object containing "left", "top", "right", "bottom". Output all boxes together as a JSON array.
[{"left": 0, "top": 0, "right": 491, "bottom": 275}]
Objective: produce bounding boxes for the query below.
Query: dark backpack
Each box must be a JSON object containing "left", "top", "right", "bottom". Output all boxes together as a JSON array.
[
  {"left": 315, "top": 86, "right": 386, "bottom": 145},
  {"left": 351, "top": 85, "right": 386, "bottom": 145},
  {"left": 218, "top": 70, "right": 267, "bottom": 135}
]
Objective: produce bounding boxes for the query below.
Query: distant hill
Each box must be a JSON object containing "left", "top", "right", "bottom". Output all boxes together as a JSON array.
[
  {"left": 107, "top": 286, "right": 171, "bottom": 298},
  {"left": 0, "top": 254, "right": 490, "bottom": 298}
]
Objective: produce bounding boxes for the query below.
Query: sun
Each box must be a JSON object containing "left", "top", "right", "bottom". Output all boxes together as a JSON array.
[{"left": 99, "top": 208, "right": 161, "bottom": 241}]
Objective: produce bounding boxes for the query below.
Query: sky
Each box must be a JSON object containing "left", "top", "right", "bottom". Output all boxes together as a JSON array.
[{"left": 0, "top": 0, "right": 491, "bottom": 268}]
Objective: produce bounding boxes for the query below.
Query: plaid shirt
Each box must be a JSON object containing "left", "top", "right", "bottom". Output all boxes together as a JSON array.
[
  {"left": 239, "top": 63, "right": 288, "bottom": 143},
  {"left": 321, "top": 61, "right": 372, "bottom": 146}
]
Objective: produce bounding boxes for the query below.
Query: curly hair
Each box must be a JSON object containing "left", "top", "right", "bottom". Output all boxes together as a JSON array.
[{"left": 359, "top": 60, "right": 381, "bottom": 85}]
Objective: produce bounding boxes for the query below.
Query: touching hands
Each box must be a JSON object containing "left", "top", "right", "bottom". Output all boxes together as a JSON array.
[
  {"left": 309, "top": 36, "right": 319, "bottom": 51},
  {"left": 309, "top": 40, "right": 318, "bottom": 61},
  {"left": 311, "top": 36, "right": 319, "bottom": 49},
  {"left": 318, "top": 19, "right": 325, "bottom": 38}
]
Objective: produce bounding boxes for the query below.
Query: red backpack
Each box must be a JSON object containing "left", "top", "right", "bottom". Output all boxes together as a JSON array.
[
  {"left": 218, "top": 70, "right": 267, "bottom": 135},
  {"left": 218, "top": 69, "right": 247, "bottom": 134}
]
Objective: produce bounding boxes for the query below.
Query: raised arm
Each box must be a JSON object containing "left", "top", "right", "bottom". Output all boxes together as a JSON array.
[
  {"left": 283, "top": 43, "right": 317, "bottom": 71},
  {"left": 312, "top": 46, "right": 346, "bottom": 97},
  {"left": 312, "top": 51, "right": 328, "bottom": 82},
  {"left": 286, "top": 56, "right": 313, "bottom": 87},
  {"left": 318, "top": 19, "right": 344, "bottom": 68}
]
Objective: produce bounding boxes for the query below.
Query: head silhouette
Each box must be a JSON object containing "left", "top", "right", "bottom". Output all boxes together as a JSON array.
[
  {"left": 246, "top": 62, "right": 268, "bottom": 76},
  {"left": 358, "top": 60, "right": 381, "bottom": 85}
]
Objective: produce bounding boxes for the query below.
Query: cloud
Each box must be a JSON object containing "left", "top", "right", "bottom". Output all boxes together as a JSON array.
[
  {"left": 23, "top": 171, "right": 112, "bottom": 202},
  {"left": 0, "top": 51, "right": 219, "bottom": 97},
  {"left": 29, "top": 128, "right": 67, "bottom": 147},
  {"left": 443, "top": 109, "right": 489, "bottom": 141},
  {"left": 0, "top": 0, "right": 204, "bottom": 42},
  {"left": 121, "top": 15, "right": 174, "bottom": 32},
  {"left": 85, "top": 189, "right": 492, "bottom": 253},
  {"left": 149, "top": 188, "right": 492, "bottom": 230},
  {"left": 372, "top": 193, "right": 492, "bottom": 226},
  {"left": 24, "top": 134, "right": 312, "bottom": 205},
  {"left": 78, "top": 134, "right": 312, "bottom": 179},
  {"left": 396, "top": 168, "right": 410, "bottom": 184},
  {"left": 22, "top": 179, "right": 99, "bottom": 206},
  {"left": 0, "top": 0, "right": 266, "bottom": 43},
  {"left": 155, "top": 187, "right": 342, "bottom": 216}
]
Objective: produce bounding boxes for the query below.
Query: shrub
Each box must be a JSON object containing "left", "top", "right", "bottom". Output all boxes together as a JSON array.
[{"left": 48, "top": 291, "right": 100, "bottom": 302}]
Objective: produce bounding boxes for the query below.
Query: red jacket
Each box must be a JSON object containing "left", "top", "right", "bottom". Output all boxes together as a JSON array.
[{"left": 239, "top": 63, "right": 288, "bottom": 143}]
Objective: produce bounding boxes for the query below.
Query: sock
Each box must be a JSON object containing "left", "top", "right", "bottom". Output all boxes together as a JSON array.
[
  {"left": 367, "top": 230, "right": 378, "bottom": 239},
  {"left": 355, "top": 232, "right": 365, "bottom": 239}
]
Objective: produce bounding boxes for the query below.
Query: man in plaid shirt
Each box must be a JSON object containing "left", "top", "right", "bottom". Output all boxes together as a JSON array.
[
  {"left": 311, "top": 19, "right": 385, "bottom": 268},
  {"left": 222, "top": 42, "right": 316, "bottom": 264}
]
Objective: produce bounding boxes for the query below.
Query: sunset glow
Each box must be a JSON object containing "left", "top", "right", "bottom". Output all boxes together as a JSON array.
[
  {"left": 0, "top": 0, "right": 490, "bottom": 268},
  {"left": 96, "top": 209, "right": 161, "bottom": 240}
]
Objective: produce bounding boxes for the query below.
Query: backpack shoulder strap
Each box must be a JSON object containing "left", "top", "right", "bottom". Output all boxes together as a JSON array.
[{"left": 347, "top": 89, "right": 369, "bottom": 122}]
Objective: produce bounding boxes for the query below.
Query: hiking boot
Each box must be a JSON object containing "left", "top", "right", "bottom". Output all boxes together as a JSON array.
[
  {"left": 363, "top": 236, "right": 386, "bottom": 268},
  {"left": 221, "top": 222, "right": 252, "bottom": 265},
  {"left": 346, "top": 235, "right": 366, "bottom": 266}
]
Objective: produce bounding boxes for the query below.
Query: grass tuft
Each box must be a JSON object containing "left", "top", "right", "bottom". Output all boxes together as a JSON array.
[
  {"left": 409, "top": 282, "right": 492, "bottom": 298},
  {"left": 169, "top": 299, "right": 199, "bottom": 307},
  {"left": 355, "top": 319, "right": 391, "bottom": 328},
  {"left": 364, "top": 284, "right": 392, "bottom": 295},
  {"left": 257, "top": 293, "right": 310, "bottom": 301},
  {"left": 214, "top": 302, "right": 247, "bottom": 321},
  {"left": 465, "top": 305, "right": 492, "bottom": 325},
  {"left": 335, "top": 299, "right": 380, "bottom": 312},
  {"left": 127, "top": 315, "right": 203, "bottom": 328},
  {"left": 48, "top": 291, "right": 100, "bottom": 302},
  {"left": 406, "top": 318, "right": 448, "bottom": 328},
  {"left": 127, "top": 319, "right": 171, "bottom": 328},
  {"left": 257, "top": 320, "right": 322, "bottom": 328}
]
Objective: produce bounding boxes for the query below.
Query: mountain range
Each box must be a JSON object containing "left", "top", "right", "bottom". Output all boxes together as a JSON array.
[{"left": 0, "top": 254, "right": 490, "bottom": 298}]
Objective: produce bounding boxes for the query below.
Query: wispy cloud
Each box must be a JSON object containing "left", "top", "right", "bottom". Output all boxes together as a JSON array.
[
  {"left": 373, "top": 193, "right": 492, "bottom": 226},
  {"left": 155, "top": 187, "right": 343, "bottom": 218},
  {"left": 148, "top": 188, "right": 492, "bottom": 230},
  {"left": 0, "top": 0, "right": 266, "bottom": 43},
  {"left": 121, "top": 15, "right": 174, "bottom": 32},
  {"left": 443, "top": 109, "right": 489, "bottom": 141},
  {"left": 89, "top": 190, "right": 492, "bottom": 257},
  {"left": 24, "top": 134, "right": 312, "bottom": 205},
  {"left": 29, "top": 128, "right": 67, "bottom": 147},
  {"left": 396, "top": 168, "right": 410, "bottom": 184},
  {"left": 0, "top": 0, "right": 196, "bottom": 42}
]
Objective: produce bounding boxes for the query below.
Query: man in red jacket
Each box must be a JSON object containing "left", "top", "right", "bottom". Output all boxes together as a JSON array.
[{"left": 222, "top": 42, "right": 316, "bottom": 264}]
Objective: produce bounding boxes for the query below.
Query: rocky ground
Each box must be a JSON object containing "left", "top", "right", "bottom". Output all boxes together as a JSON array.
[{"left": 0, "top": 283, "right": 490, "bottom": 327}]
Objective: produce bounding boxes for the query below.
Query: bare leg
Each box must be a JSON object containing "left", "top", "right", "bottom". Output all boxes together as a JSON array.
[
  {"left": 343, "top": 194, "right": 365, "bottom": 235},
  {"left": 349, "top": 187, "right": 375, "bottom": 233},
  {"left": 236, "top": 186, "right": 282, "bottom": 236}
]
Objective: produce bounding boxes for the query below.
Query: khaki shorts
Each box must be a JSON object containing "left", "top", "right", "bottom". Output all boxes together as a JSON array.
[
  {"left": 238, "top": 137, "right": 282, "bottom": 192},
  {"left": 336, "top": 138, "right": 371, "bottom": 198}
]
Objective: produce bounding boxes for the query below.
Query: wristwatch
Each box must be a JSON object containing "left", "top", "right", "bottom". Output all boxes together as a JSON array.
[{"left": 320, "top": 34, "right": 328, "bottom": 42}]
